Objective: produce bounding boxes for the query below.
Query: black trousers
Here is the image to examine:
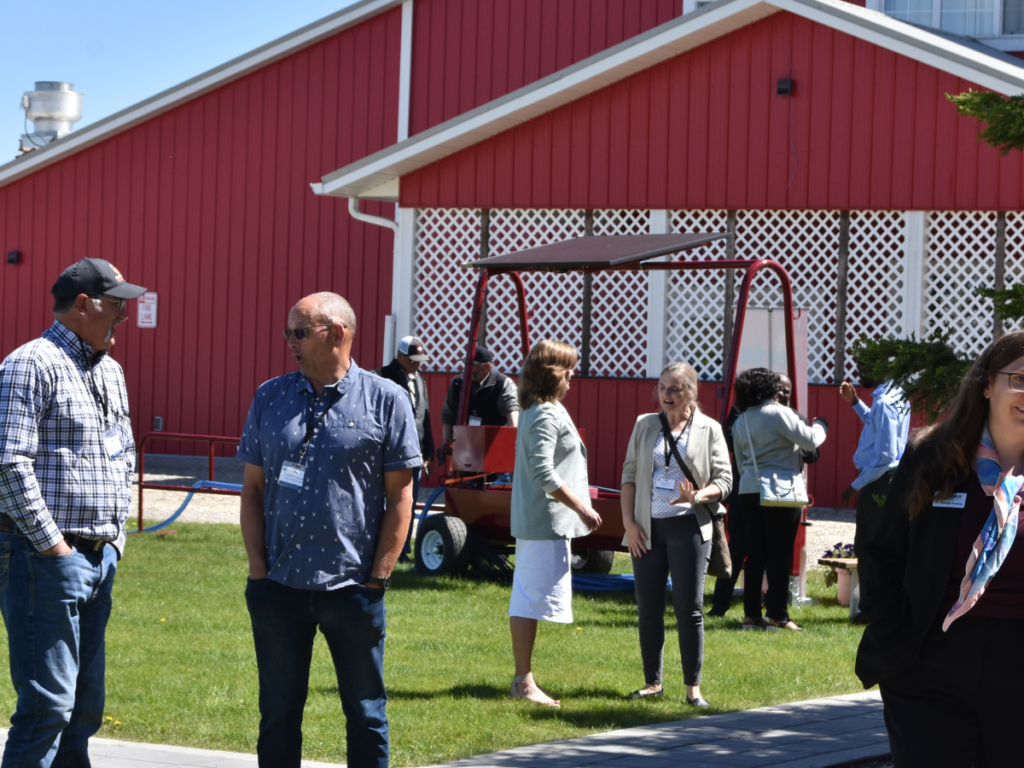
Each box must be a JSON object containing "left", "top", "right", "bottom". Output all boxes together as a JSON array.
[
  {"left": 880, "top": 615, "right": 1024, "bottom": 768},
  {"left": 739, "top": 493, "right": 799, "bottom": 623},
  {"left": 853, "top": 472, "right": 892, "bottom": 568},
  {"left": 631, "top": 514, "right": 711, "bottom": 686},
  {"left": 709, "top": 503, "right": 746, "bottom": 615}
]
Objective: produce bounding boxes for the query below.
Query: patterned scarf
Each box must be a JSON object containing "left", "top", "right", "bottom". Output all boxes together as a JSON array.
[{"left": 943, "top": 423, "right": 1024, "bottom": 631}]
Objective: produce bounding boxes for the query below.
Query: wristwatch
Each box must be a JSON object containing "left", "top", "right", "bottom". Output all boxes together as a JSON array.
[{"left": 365, "top": 575, "right": 391, "bottom": 590}]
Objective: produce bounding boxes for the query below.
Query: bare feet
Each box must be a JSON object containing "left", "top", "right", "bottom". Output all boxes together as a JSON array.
[{"left": 510, "top": 673, "right": 560, "bottom": 707}]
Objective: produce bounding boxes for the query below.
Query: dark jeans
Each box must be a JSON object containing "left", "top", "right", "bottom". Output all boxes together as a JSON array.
[
  {"left": 400, "top": 467, "right": 422, "bottom": 558},
  {"left": 0, "top": 532, "right": 118, "bottom": 768},
  {"left": 880, "top": 616, "right": 1024, "bottom": 768},
  {"left": 245, "top": 578, "right": 389, "bottom": 768},
  {"left": 854, "top": 472, "right": 892, "bottom": 582},
  {"left": 739, "top": 494, "right": 799, "bottom": 624},
  {"left": 631, "top": 514, "right": 711, "bottom": 686},
  {"left": 709, "top": 504, "right": 746, "bottom": 615}
]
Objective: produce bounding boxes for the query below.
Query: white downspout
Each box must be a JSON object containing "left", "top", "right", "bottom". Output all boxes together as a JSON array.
[{"left": 347, "top": 196, "right": 399, "bottom": 234}]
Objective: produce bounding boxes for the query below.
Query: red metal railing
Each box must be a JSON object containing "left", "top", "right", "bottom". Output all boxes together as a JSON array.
[{"left": 137, "top": 432, "right": 242, "bottom": 532}]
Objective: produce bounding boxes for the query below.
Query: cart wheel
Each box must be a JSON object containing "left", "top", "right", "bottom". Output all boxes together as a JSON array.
[
  {"left": 415, "top": 514, "right": 469, "bottom": 576},
  {"left": 570, "top": 547, "right": 615, "bottom": 574}
]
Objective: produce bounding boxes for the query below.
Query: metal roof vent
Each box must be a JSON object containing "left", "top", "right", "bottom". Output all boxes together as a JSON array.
[{"left": 19, "top": 82, "right": 83, "bottom": 154}]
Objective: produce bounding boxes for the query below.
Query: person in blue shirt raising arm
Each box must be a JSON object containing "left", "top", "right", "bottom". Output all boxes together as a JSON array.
[
  {"left": 238, "top": 292, "right": 421, "bottom": 768},
  {"left": 839, "top": 376, "right": 910, "bottom": 621}
]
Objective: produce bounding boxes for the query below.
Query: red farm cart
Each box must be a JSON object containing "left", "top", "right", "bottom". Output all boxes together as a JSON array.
[{"left": 413, "top": 233, "right": 805, "bottom": 581}]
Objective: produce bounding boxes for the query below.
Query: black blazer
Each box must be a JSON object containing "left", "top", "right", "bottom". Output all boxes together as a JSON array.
[
  {"left": 374, "top": 359, "right": 435, "bottom": 460},
  {"left": 855, "top": 443, "right": 967, "bottom": 689}
]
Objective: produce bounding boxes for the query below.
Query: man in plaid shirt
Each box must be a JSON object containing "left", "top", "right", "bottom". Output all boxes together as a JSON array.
[{"left": 0, "top": 258, "right": 146, "bottom": 768}]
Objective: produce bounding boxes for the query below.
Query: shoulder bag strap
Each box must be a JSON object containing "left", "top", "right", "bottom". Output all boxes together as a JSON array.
[
  {"left": 658, "top": 411, "right": 700, "bottom": 491},
  {"left": 742, "top": 412, "right": 760, "bottom": 478}
]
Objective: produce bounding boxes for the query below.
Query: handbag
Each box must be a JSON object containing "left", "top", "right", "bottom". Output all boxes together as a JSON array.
[
  {"left": 741, "top": 413, "right": 809, "bottom": 508},
  {"left": 658, "top": 414, "right": 732, "bottom": 580}
]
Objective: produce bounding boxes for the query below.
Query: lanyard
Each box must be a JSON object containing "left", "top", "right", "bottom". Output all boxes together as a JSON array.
[
  {"left": 298, "top": 386, "right": 340, "bottom": 464},
  {"left": 78, "top": 339, "right": 109, "bottom": 426},
  {"left": 661, "top": 410, "right": 694, "bottom": 473}
]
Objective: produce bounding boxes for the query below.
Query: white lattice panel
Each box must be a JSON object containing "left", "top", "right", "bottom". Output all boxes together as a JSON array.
[
  {"left": 667, "top": 210, "right": 731, "bottom": 381},
  {"left": 923, "top": 211, "right": 998, "bottom": 357},
  {"left": 1002, "top": 212, "right": 1024, "bottom": 335},
  {"left": 412, "top": 209, "right": 482, "bottom": 372},
  {"left": 588, "top": 210, "right": 650, "bottom": 377},
  {"left": 734, "top": 210, "right": 842, "bottom": 384},
  {"left": 845, "top": 211, "right": 907, "bottom": 381}
]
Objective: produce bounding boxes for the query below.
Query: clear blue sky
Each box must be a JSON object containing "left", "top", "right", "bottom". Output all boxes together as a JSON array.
[{"left": 1, "top": 0, "right": 360, "bottom": 163}]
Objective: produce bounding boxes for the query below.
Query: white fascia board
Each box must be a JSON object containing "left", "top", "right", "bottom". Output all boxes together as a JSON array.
[
  {"left": 777, "top": 0, "right": 1024, "bottom": 95},
  {"left": 320, "top": 0, "right": 780, "bottom": 198},
  {"left": 0, "top": 0, "right": 403, "bottom": 190}
]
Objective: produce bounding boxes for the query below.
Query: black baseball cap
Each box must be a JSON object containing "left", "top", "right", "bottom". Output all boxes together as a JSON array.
[
  {"left": 473, "top": 345, "right": 494, "bottom": 364},
  {"left": 52, "top": 258, "right": 147, "bottom": 301}
]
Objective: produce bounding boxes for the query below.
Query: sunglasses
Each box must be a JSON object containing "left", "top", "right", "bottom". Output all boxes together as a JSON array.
[{"left": 282, "top": 324, "right": 345, "bottom": 342}]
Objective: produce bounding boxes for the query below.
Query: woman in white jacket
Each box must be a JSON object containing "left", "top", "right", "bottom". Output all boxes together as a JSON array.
[{"left": 732, "top": 368, "right": 827, "bottom": 631}]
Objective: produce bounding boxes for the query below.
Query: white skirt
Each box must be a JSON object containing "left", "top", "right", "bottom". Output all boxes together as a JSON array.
[{"left": 508, "top": 538, "right": 574, "bottom": 623}]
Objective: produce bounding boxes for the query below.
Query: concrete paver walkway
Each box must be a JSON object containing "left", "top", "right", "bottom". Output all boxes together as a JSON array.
[{"left": 0, "top": 691, "right": 887, "bottom": 768}]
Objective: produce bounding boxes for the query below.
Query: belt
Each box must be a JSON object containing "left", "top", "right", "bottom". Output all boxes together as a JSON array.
[{"left": 62, "top": 533, "right": 108, "bottom": 551}]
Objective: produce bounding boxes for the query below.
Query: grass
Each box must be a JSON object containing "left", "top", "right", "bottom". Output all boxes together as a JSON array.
[{"left": 0, "top": 524, "right": 870, "bottom": 766}]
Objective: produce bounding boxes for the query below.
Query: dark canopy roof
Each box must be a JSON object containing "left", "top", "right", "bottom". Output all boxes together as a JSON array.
[{"left": 462, "top": 233, "right": 728, "bottom": 271}]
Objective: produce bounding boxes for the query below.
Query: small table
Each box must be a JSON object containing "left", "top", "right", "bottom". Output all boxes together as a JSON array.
[{"left": 818, "top": 557, "right": 859, "bottom": 620}]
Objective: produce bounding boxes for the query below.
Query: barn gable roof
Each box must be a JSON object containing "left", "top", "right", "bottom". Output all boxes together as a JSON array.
[
  {"left": 0, "top": 0, "right": 402, "bottom": 190},
  {"left": 319, "top": 0, "right": 1024, "bottom": 202}
]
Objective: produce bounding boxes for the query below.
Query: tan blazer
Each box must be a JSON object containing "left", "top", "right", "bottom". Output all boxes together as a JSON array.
[{"left": 620, "top": 410, "right": 732, "bottom": 545}]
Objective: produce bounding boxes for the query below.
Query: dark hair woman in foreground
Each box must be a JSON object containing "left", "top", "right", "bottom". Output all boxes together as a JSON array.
[{"left": 856, "top": 330, "right": 1024, "bottom": 768}]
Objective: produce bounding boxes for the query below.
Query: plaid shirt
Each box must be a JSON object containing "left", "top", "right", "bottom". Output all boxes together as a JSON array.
[{"left": 0, "top": 320, "right": 135, "bottom": 554}]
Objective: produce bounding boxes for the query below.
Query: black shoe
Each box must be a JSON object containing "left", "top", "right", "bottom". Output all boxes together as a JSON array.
[
  {"left": 397, "top": 554, "right": 412, "bottom": 565},
  {"left": 707, "top": 608, "right": 727, "bottom": 618},
  {"left": 626, "top": 688, "right": 664, "bottom": 700},
  {"left": 686, "top": 696, "right": 711, "bottom": 708}
]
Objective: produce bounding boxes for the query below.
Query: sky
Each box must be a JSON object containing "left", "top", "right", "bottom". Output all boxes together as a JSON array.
[{"left": 1, "top": 0, "right": 361, "bottom": 162}]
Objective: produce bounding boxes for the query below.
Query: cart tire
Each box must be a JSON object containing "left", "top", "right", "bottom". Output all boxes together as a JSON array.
[
  {"left": 415, "top": 514, "right": 469, "bottom": 576},
  {"left": 570, "top": 547, "right": 615, "bottom": 574}
]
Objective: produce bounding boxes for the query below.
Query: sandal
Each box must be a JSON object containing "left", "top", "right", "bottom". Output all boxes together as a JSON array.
[
  {"left": 510, "top": 674, "right": 560, "bottom": 707},
  {"left": 741, "top": 617, "right": 764, "bottom": 631},
  {"left": 766, "top": 618, "right": 802, "bottom": 631}
]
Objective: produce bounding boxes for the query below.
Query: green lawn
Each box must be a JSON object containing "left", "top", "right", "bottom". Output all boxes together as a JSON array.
[{"left": 0, "top": 524, "right": 870, "bottom": 766}]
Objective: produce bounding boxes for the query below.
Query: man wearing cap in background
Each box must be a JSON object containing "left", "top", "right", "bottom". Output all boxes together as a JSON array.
[
  {"left": 438, "top": 345, "right": 519, "bottom": 460},
  {"left": 375, "top": 336, "right": 435, "bottom": 563},
  {"left": 0, "top": 258, "right": 147, "bottom": 767}
]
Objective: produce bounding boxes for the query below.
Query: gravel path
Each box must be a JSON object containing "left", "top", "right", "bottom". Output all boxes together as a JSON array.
[{"left": 134, "top": 454, "right": 857, "bottom": 566}]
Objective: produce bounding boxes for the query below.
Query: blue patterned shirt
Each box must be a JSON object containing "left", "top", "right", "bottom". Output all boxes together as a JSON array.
[
  {"left": 0, "top": 320, "right": 135, "bottom": 554},
  {"left": 238, "top": 361, "right": 421, "bottom": 590}
]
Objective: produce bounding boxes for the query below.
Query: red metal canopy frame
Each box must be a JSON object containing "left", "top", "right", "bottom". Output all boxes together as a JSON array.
[{"left": 456, "top": 234, "right": 799, "bottom": 427}]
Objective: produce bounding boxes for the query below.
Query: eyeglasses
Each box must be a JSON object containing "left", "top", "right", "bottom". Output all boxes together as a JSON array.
[
  {"left": 994, "top": 371, "right": 1024, "bottom": 392},
  {"left": 95, "top": 296, "right": 126, "bottom": 312},
  {"left": 282, "top": 324, "right": 345, "bottom": 342}
]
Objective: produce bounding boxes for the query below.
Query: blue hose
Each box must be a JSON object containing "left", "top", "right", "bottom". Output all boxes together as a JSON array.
[
  {"left": 418, "top": 486, "right": 446, "bottom": 528},
  {"left": 131, "top": 480, "right": 243, "bottom": 534}
]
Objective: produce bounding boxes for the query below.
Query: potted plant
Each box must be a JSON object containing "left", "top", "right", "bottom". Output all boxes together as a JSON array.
[{"left": 822, "top": 543, "right": 855, "bottom": 606}]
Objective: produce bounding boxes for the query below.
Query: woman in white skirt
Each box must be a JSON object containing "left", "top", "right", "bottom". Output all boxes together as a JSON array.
[{"left": 509, "top": 340, "right": 602, "bottom": 707}]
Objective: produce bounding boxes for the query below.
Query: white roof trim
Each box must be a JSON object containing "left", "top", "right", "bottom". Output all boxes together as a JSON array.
[
  {"left": 0, "top": 0, "right": 402, "bottom": 190},
  {"left": 320, "top": 0, "right": 1024, "bottom": 200}
]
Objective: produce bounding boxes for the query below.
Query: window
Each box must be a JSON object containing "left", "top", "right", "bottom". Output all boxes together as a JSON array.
[{"left": 884, "top": 0, "right": 1015, "bottom": 36}]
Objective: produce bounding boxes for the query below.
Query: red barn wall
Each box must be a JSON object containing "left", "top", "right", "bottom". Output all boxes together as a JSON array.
[
  {"left": 409, "top": 0, "right": 683, "bottom": 135},
  {"left": 400, "top": 10, "right": 1024, "bottom": 211},
  {"left": 0, "top": 8, "right": 403, "bottom": 447}
]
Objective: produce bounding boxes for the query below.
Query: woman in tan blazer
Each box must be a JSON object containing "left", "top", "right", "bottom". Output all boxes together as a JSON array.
[{"left": 620, "top": 362, "right": 732, "bottom": 707}]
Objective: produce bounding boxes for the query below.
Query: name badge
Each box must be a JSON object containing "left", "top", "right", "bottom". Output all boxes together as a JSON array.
[
  {"left": 933, "top": 492, "right": 967, "bottom": 509},
  {"left": 103, "top": 430, "right": 124, "bottom": 459},
  {"left": 468, "top": 416, "right": 483, "bottom": 426},
  {"left": 278, "top": 461, "right": 306, "bottom": 490},
  {"left": 655, "top": 476, "right": 677, "bottom": 491}
]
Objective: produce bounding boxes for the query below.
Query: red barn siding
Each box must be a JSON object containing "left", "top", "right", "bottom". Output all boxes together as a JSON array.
[
  {"left": 0, "top": 7, "right": 403, "bottom": 449},
  {"left": 421, "top": 374, "right": 887, "bottom": 508},
  {"left": 409, "top": 0, "right": 683, "bottom": 135},
  {"left": 401, "top": 11, "right": 1024, "bottom": 210}
]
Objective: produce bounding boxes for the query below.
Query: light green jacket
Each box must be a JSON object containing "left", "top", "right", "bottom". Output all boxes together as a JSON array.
[
  {"left": 621, "top": 410, "right": 732, "bottom": 545},
  {"left": 510, "top": 401, "right": 591, "bottom": 540}
]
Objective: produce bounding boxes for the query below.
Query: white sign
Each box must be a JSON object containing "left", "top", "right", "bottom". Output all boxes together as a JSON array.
[{"left": 137, "top": 292, "right": 158, "bottom": 328}]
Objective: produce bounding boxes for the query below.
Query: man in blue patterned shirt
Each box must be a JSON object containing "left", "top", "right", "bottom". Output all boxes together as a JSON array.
[
  {"left": 239, "top": 292, "right": 420, "bottom": 768},
  {"left": 0, "top": 258, "right": 146, "bottom": 768}
]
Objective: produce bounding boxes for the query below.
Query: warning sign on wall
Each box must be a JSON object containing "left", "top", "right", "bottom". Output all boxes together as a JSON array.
[{"left": 137, "top": 292, "right": 158, "bottom": 328}]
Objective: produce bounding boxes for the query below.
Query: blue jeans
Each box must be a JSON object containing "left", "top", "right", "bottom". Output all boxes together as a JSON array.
[
  {"left": 0, "top": 533, "right": 118, "bottom": 768},
  {"left": 245, "top": 577, "right": 388, "bottom": 768}
]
